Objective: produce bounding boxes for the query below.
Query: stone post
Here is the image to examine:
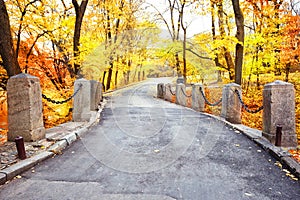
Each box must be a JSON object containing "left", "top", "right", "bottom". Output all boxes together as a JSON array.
[
  {"left": 73, "top": 78, "right": 91, "bottom": 122},
  {"left": 7, "top": 73, "right": 45, "bottom": 142},
  {"left": 221, "top": 83, "right": 241, "bottom": 124},
  {"left": 176, "top": 77, "right": 184, "bottom": 84},
  {"left": 157, "top": 83, "right": 164, "bottom": 99},
  {"left": 90, "top": 80, "right": 102, "bottom": 111},
  {"left": 164, "top": 83, "right": 174, "bottom": 102},
  {"left": 262, "top": 80, "right": 297, "bottom": 147},
  {"left": 176, "top": 83, "right": 186, "bottom": 106},
  {"left": 192, "top": 84, "right": 205, "bottom": 112}
]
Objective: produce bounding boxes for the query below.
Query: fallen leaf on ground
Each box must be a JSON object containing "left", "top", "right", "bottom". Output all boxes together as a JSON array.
[
  {"left": 244, "top": 192, "right": 254, "bottom": 197},
  {"left": 275, "top": 161, "right": 282, "bottom": 168}
]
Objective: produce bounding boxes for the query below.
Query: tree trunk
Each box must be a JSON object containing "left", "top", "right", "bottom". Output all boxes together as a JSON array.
[
  {"left": 179, "top": 1, "right": 187, "bottom": 83},
  {"left": 72, "top": 0, "right": 89, "bottom": 77},
  {"left": 224, "top": 51, "right": 235, "bottom": 80},
  {"left": 127, "top": 59, "right": 131, "bottom": 84},
  {"left": 285, "top": 63, "right": 290, "bottom": 82},
  {"left": 127, "top": 71, "right": 130, "bottom": 84},
  {"left": 175, "top": 53, "right": 181, "bottom": 77},
  {"left": 182, "top": 29, "right": 187, "bottom": 82},
  {"left": 217, "top": 1, "right": 235, "bottom": 80},
  {"left": 115, "top": 70, "right": 118, "bottom": 88},
  {"left": 104, "top": 5, "right": 121, "bottom": 91},
  {"left": 102, "top": 71, "right": 106, "bottom": 91},
  {"left": 232, "top": 0, "right": 244, "bottom": 85},
  {"left": 211, "top": 1, "right": 222, "bottom": 82},
  {"left": 106, "top": 62, "right": 113, "bottom": 90},
  {"left": 105, "top": 12, "right": 113, "bottom": 90},
  {"left": 0, "top": 0, "right": 21, "bottom": 77}
]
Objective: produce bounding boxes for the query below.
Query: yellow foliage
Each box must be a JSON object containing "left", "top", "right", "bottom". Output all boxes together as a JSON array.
[{"left": 241, "top": 72, "right": 300, "bottom": 144}]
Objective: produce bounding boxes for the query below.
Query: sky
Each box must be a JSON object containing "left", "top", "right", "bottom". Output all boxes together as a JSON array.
[{"left": 144, "top": 0, "right": 211, "bottom": 38}]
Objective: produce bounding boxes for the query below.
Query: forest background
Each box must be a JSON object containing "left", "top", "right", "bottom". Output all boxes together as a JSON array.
[{"left": 0, "top": 0, "right": 300, "bottom": 157}]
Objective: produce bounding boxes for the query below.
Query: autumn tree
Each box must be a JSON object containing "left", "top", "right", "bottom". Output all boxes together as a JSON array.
[
  {"left": 0, "top": 0, "right": 21, "bottom": 77},
  {"left": 280, "top": 13, "right": 300, "bottom": 81},
  {"left": 232, "top": 0, "right": 244, "bottom": 85},
  {"left": 148, "top": 0, "right": 182, "bottom": 78},
  {"left": 148, "top": 0, "right": 199, "bottom": 82},
  {"left": 72, "top": 0, "right": 89, "bottom": 77},
  {"left": 196, "top": 0, "right": 236, "bottom": 81},
  {"left": 243, "top": 0, "right": 286, "bottom": 87},
  {"left": 78, "top": 0, "right": 151, "bottom": 90}
]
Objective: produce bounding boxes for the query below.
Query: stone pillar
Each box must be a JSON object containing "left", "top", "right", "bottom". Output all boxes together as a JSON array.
[
  {"left": 176, "top": 77, "right": 184, "bottom": 84},
  {"left": 176, "top": 83, "right": 186, "bottom": 106},
  {"left": 221, "top": 83, "right": 241, "bottom": 124},
  {"left": 73, "top": 78, "right": 91, "bottom": 122},
  {"left": 7, "top": 73, "right": 45, "bottom": 142},
  {"left": 164, "top": 83, "right": 174, "bottom": 102},
  {"left": 90, "top": 80, "right": 102, "bottom": 111},
  {"left": 192, "top": 84, "right": 205, "bottom": 112},
  {"left": 157, "top": 83, "right": 164, "bottom": 99},
  {"left": 263, "top": 80, "right": 297, "bottom": 147}
]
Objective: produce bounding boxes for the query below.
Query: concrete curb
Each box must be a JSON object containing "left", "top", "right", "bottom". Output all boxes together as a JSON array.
[
  {"left": 157, "top": 97, "right": 300, "bottom": 179},
  {"left": 0, "top": 103, "right": 104, "bottom": 185},
  {"left": 0, "top": 172, "right": 7, "bottom": 185},
  {"left": 48, "top": 140, "right": 68, "bottom": 154},
  {"left": 0, "top": 151, "right": 54, "bottom": 185}
]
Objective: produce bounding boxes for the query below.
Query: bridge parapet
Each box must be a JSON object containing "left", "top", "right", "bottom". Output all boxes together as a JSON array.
[
  {"left": 263, "top": 80, "right": 297, "bottom": 147},
  {"left": 7, "top": 73, "right": 45, "bottom": 142},
  {"left": 157, "top": 80, "right": 297, "bottom": 148},
  {"left": 6, "top": 75, "right": 102, "bottom": 141}
]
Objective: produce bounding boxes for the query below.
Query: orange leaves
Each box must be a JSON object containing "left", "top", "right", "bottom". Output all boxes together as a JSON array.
[
  {"left": 185, "top": 88, "right": 192, "bottom": 108},
  {"left": 280, "top": 14, "right": 300, "bottom": 71},
  {"left": 241, "top": 87, "right": 263, "bottom": 130},
  {"left": 0, "top": 92, "right": 7, "bottom": 144},
  {"left": 289, "top": 144, "right": 300, "bottom": 167},
  {"left": 204, "top": 86, "right": 222, "bottom": 116},
  {"left": 289, "top": 149, "right": 300, "bottom": 164}
]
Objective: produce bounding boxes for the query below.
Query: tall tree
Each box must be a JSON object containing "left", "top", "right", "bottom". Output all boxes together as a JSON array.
[
  {"left": 232, "top": 0, "right": 244, "bottom": 85},
  {"left": 148, "top": 0, "right": 184, "bottom": 79},
  {"left": 0, "top": 0, "right": 21, "bottom": 77},
  {"left": 217, "top": 0, "right": 235, "bottom": 80},
  {"left": 72, "top": 0, "right": 89, "bottom": 77}
]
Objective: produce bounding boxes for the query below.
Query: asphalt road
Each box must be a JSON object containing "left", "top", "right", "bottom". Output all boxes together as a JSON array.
[{"left": 0, "top": 78, "right": 299, "bottom": 200}]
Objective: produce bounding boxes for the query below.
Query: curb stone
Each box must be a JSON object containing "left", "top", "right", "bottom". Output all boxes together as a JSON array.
[
  {"left": 48, "top": 140, "right": 68, "bottom": 154},
  {"left": 282, "top": 157, "right": 300, "bottom": 178},
  {"left": 0, "top": 151, "right": 54, "bottom": 184},
  {"left": 0, "top": 172, "right": 6, "bottom": 185},
  {"left": 75, "top": 127, "right": 89, "bottom": 138},
  {"left": 61, "top": 133, "right": 77, "bottom": 146},
  {"left": 253, "top": 137, "right": 274, "bottom": 151}
]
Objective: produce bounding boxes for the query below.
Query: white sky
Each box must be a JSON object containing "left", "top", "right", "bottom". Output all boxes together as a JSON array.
[{"left": 144, "top": 0, "right": 211, "bottom": 37}]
